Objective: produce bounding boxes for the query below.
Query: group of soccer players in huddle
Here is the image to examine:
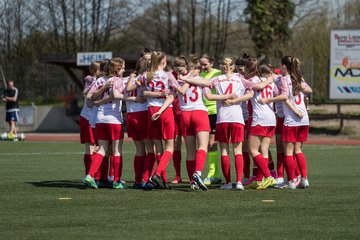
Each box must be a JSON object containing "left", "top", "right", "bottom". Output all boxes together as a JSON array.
[{"left": 80, "top": 48, "right": 312, "bottom": 191}]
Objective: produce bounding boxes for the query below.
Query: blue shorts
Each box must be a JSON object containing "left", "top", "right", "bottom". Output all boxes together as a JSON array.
[{"left": 6, "top": 111, "right": 19, "bottom": 122}]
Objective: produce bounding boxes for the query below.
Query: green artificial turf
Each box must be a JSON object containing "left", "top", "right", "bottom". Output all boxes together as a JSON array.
[{"left": 0, "top": 141, "right": 359, "bottom": 240}]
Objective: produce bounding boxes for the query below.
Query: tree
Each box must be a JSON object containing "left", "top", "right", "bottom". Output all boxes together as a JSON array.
[{"left": 244, "top": 0, "right": 295, "bottom": 62}]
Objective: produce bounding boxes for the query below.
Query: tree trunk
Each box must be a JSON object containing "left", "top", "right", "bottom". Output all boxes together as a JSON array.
[
  {"left": 200, "top": 0, "right": 208, "bottom": 54},
  {"left": 191, "top": 0, "right": 196, "bottom": 54}
]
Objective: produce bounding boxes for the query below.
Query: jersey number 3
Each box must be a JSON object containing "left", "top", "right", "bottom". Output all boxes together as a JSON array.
[{"left": 183, "top": 85, "right": 199, "bottom": 103}]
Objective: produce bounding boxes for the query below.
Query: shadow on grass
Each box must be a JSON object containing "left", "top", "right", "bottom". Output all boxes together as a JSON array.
[
  {"left": 309, "top": 126, "right": 341, "bottom": 135},
  {"left": 26, "top": 180, "right": 86, "bottom": 190},
  {"left": 25, "top": 180, "right": 223, "bottom": 192}
]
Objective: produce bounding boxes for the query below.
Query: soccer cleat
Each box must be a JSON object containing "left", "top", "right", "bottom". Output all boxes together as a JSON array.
[
  {"left": 171, "top": 176, "right": 182, "bottom": 184},
  {"left": 192, "top": 172, "right": 208, "bottom": 191},
  {"left": 220, "top": 183, "right": 233, "bottom": 190},
  {"left": 107, "top": 176, "right": 114, "bottom": 182},
  {"left": 276, "top": 177, "right": 284, "bottom": 185},
  {"left": 133, "top": 183, "right": 143, "bottom": 189},
  {"left": 150, "top": 174, "right": 163, "bottom": 189},
  {"left": 246, "top": 180, "right": 262, "bottom": 189},
  {"left": 243, "top": 176, "right": 256, "bottom": 186},
  {"left": 163, "top": 182, "right": 172, "bottom": 190},
  {"left": 257, "top": 177, "right": 277, "bottom": 190},
  {"left": 120, "top": 179, "right": 126, "bottom": 184},
  {"left": 299, "top": 178, "right": 309, "bottom": 188},
  {"left": 283, "top": 179, "right": 297, "bottom": 190},
  {"left": 204, "top": 177, "right": 222, "bottom": 186},
  {"left": 84, "top": 175, "right": 98, "bottom": 189},
  {"left": 112, "top": 181, "right": 128, "bottom": 189},
  {"left": 142, "top": 181, "right": 155, "bottom": 191},
  {"left": 236, "top": 181, "right": 244, "bottom": 191},
  {"left": 294, "top": 176, "right": 301, "bottom": 187},
  {"left": 96, "top": 180, "right": 112, "bottom": 188},
  {"left": 190, "top": 182, "right": 199, "bottom": 190}
]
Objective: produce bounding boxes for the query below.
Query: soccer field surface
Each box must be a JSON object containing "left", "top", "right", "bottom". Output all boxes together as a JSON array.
[{"left": 0, "top": 141, "right": 359, "bottom": 240}]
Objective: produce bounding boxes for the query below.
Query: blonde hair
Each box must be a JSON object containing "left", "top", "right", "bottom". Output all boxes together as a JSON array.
[
  {"left": 221, "top": 57, "right": 234, "bottom": 80},
  {"left": 106, "top": 58, "right": 125, "bottom": 77},
  {"left": 147, "top": 51, "right": 166, "bottom": 83}
]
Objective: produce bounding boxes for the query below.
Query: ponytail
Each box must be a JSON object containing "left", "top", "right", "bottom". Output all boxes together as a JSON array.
[
  {"left": 290, "top": 57, "right": 302, "bottom": 95},
  {"left": 221, "top": 57, "right": 234, "bottom": 80},
  {"left": 281, "top": 56, "right": 303, "bottom": 95},
  {"left": 147, "top": 51, "right": 166, "bottom": 83}
]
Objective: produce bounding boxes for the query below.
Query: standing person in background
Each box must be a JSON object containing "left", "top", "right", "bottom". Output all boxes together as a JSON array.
[
  {"left": 199, "top": 54, "right": 222, "bottom": 186},
  {"left": 2, "top": 80, "right": 19, "bottom": 138}
]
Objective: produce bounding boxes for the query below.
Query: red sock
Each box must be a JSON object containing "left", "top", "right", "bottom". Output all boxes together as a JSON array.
[
  {"left": 255, "top": 168, "right": 264, "bottom": 182},
  {"left": 277, "top": 152, "right": 284, "bottom": 178},
  {"left": 109, "top": 154, "right": 114, "bottom": 178},
  {"left": 252, "top": 158, "right": 258, "bottom": 176},
  {"left": 253, "top": 154, "right": 271, "bottom": 178},
  {"left": 88, "top": 152, "right": 104, "bottom": 178},
  {"left": 98, "top": 156, "right": 109, "bottom": 181},
  {"left": 186, "top": 160, "right": 195, "bottom": 182},
  {"left": 84, "top": 154, "right": 92, "bottom": 175},
  {"left": 195, "top": 149, "right": 207, "bottom": 173},
  {"left": 268, "top": 155, "right": 275, "bottom": 171},
  {"left": 173, "top": 150, "right": 182, "bottom": 177},
  {"left": 221, "top": 155, "right": 231, "bottom": 184},
  {"left": 134, "top": 155, "right": 145, "bottom": 184},
  {"left": 235, "top": 154, "right": 243, "bottom": 182},
  {"left": 284, "top": 155, "right": 296, "bottom": 181},
  {"left": 143, "top": 153, "right": 156, "bottom": 182},
  {"left": 295, "top": 153, "right": 307, "bottom": 178},
  {"left": 243, "top": 152, "right": 250, "bottom": 179},
  {"left": 155, "top": 154, "right": 168, "bottom": 182},
  {"left": 155, "top": 151, "right": 172, "bottom": 179},
  {"left": 113, "top": 156, "right": 122, "bottom": 182}
]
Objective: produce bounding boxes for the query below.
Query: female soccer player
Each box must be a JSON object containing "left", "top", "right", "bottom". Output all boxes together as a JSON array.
[
  {"left": 124, "top": 57, "right": 150, "bottom": 189},
  {"left": 84, "top": 58, "right": 126, "bottom": 189},
  {"left": 80, "top": 61, "right": 100, "bottom": 176},
  {"left": 206, "top": 57, "right": 254, "bottom": 190},
  {"left": 246, "top": 62, "right": 278, "bottom": 190},
  {"left": 235, "top": 53, "right": 252, "bottom": 183},
  {"left": 260, "top": 56, "right": 312, "bottom": 189},
  {"left": 170, "top": 55, "right": 189, "bottom": 184},
  {"left": 199, "top": 54, "right": 222, "bottom": 185},
  {"left": 140, "top": 51, "right": 187, "bottom": 190}
]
